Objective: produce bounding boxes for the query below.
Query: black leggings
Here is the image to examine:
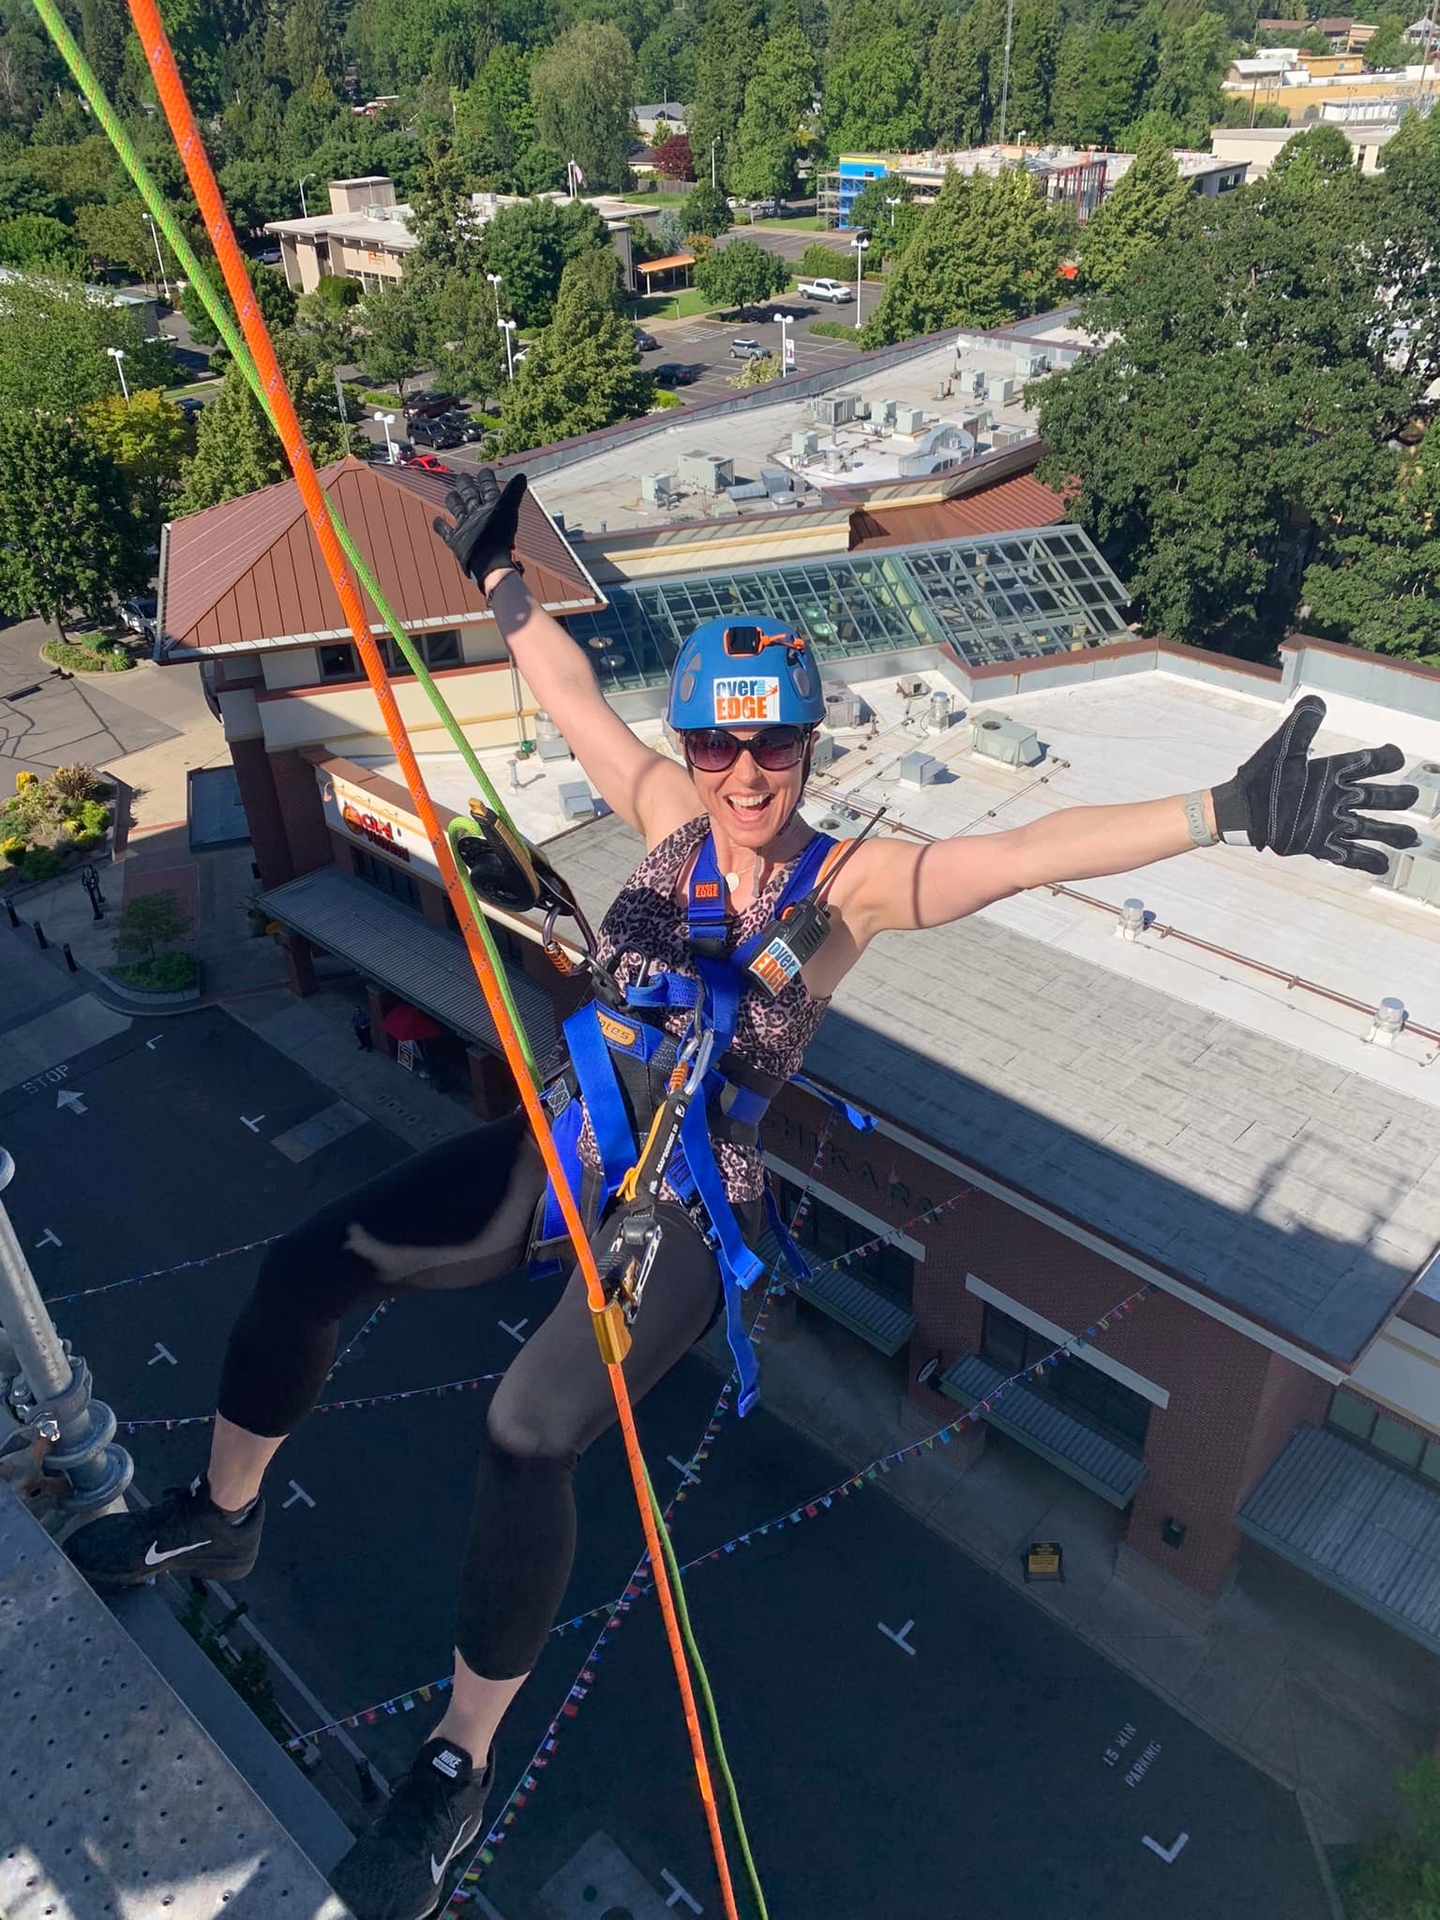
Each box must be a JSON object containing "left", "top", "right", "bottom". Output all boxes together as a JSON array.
[{"left": 217, "top": 1113, "right": 725, "bottom": 1679}]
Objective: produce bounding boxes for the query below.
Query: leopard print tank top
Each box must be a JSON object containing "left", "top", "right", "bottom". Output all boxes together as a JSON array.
[{"left": 577, "top": 815, "right": 832, "bottom": 1203}]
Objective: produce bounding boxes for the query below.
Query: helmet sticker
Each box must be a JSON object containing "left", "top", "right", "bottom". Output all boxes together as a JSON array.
[{"left": 713, "top": 676, "right": 781, "bottom": 723}]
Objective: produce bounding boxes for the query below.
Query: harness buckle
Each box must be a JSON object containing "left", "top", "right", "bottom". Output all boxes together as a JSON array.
[{"left": 678, "top": 1026, "right": 716, "bottom": 1097}]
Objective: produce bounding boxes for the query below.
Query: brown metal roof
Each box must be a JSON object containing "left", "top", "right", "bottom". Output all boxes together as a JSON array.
[
  {"left": 162, "top": 457, "right": 604, "bottom": 655},
  {"left": 636, "top": 252, "right": 695, "bottom": 274},
  {"left": 848, "top": 473, "right": 1071, "bottom": 550}
]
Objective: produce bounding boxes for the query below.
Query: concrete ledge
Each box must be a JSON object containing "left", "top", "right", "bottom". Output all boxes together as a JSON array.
[{"left": 101, "top": 966, "right": 202, "bottom": 1005}]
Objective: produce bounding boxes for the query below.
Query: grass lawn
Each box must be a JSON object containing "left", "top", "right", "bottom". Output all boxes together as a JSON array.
[
  {"left": 635, "top": 286, "right": 715, "bottom": 321},
  {"left": 621, "top": 188, "right": 697, "bottom": 207},
  {"left": 753, "top": 213, "right": 828, "bottom": 231}
]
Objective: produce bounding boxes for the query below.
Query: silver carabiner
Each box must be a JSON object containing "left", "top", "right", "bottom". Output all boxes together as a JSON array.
[
  {"left": 678, "top": 1025, "right": 716, "bottom": 1097},
  {"left": 625, "top": 1220, "right": 664, "bottom": 1322}
]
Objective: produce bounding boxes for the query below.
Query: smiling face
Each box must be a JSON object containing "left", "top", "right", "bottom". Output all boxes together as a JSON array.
[{"left": 685, "top": 726, "right": 811, "bottom": 853}]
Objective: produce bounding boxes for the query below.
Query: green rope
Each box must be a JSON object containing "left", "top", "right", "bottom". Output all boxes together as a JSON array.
[
  {"left": 29, "top": 0, "right": 536, "bottom": 1073},
  {"left": 645, "top": 1461, "right": 769, "bottom": 1919},
  {"left": 34, "top": 10, "right": 770, "bottom": 1903}
]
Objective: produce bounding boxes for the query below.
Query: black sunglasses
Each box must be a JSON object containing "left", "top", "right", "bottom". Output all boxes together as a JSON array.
[{"left": 683, "top": 725, "right": 811, "bottom": 773}]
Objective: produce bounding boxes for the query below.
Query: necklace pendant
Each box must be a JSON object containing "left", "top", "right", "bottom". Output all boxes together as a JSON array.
[{"left": 725, "top": 871, "right": 741, "bottom": 892}]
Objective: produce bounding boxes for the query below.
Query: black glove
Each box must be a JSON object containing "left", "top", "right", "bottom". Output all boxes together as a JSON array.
[
  {"left": 1211, "top": 694, "right": 1419, "bottom": 876},
  {"left": 433, "top": 468, "right": 527, "bottom": 588}
]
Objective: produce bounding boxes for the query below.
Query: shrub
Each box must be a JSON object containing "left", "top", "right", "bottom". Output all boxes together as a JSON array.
[
  {"left": 14, "top": 770, "right": 36, "bottom": 791},
  {"left": 68, "top": 832, "right": 103, "bottom": 854},
  {"left": 41, "top": 637, "right": 135, "bottom": 673},
  {"left": 113, "top": 951, "right": 197, "bottom": 991},
  {"left": 20, "top": 847, "right": 64, "bottom": 882},
  {"left": 1, "top": 835, "right": 26, "bottom": 864},
  {"left": 801, "top": 242, "right": 868, "bottom": 282},
  {"left": 50, "top": 764, "right": 103, "bottom": 803},
  {"left": 809, "top": 319, "right": 863, "bottom": 342},
  {"left": 71, "top": 799, "right": 111, "bottom": 835},
  {"left": 114, "top": 889, "right": 193, "bottom": 958},
  {"left": 729, "top": 353, "right": 780, "bottom": 387}
]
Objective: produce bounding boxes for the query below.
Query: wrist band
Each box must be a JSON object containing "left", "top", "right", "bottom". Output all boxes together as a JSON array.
[
  {"left": 1183, "top": 792, "right": 1218, "bottom": 848},
  {"left": 481, "top": 561, "right": 522, "bottom": 593}
]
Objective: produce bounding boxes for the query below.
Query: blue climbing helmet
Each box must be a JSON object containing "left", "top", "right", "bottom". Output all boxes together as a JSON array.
[{"left": 666, "top": 617, "right": 826, "bottom": 732}]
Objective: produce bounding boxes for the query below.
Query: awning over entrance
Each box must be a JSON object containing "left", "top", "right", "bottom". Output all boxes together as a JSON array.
[
  {"left": 940, "top": 1352, "right": 1148, "bottom": 1507},
  {"left": 258, "top": 868, "right": 558, "bottom": 1058},
  {"left": 1238, "top": 1423, "right": 1440, "bottom": 1657}
]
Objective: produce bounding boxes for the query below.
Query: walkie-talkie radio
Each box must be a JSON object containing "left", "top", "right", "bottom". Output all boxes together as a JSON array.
[{"left": 746, "top": 808, "right": 887, "bottom": 997}]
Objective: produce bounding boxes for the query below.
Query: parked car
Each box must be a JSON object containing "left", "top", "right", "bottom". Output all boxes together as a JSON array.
[
  {"left": 440, "top": 410, "right": 483, "bottom": 443},
  {"left": 633, "top": 326, "right": 659, "bottom": 351},
  {"left": 797, "top": 277, "right": 851, "bottom": 303},
  {"left": 254, "top": 247, "right": 282, "bottom": 266},
  {"left": 365, "top": 437, "right": 413, "bottom": 463},
  {"left": 402, "top": 453, "right": 454, "bottom": 475},
  {"left": 408, "top": 415, "right": 464, "bottom": 449},
  {"left": 173, "top": 396, "right": 206, "bottom": 417},
  {"left": 118, "top": 596, "right": 157, "bottom": 639},
  {"left": 747, "top": 200, "right": 782, "bottom": 218},
  {"left": 654, "top": 362, "right": 700, "bottom": 386},
  {"left": 404, "top": 390, "right": 463, "bottom": 420},
  {"left": 729, "top": 337, "right": 768, "bottom": 359}
]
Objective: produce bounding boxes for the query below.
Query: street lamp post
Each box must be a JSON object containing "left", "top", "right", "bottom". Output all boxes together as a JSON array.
[
  {"left": 299, "top": 172, "right": 315, "bottom": 218},
  {"left": 710, "top": 136, "right": 720, "bottom": 190},
  {"left": 499, "top": 318, "right": 517, "bottom": 381},
  {"left": 850, "top": 233, "right": 869, "bottom": 330},
  {"left": 885, "top": 195, "right": 902, "bottom": 228},
  {"left": 778, "top": 312, "right": 793, "bottom": 377},
  {"left": 105, "top": 345, "right": 129, "bottom": 403},
  {"left": 486, "top": 271, "right": 503, "bottom": 324},
  {"left": 142, "top": 210, "right": 171, "bottom": 302},
  {"left": 373, "top": 411, "right": 397, "bottom": 462}
]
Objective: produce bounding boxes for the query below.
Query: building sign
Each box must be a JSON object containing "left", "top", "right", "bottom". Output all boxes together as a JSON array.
[
  {"left": 320, "top": 769, "right": 440, "bottom": 878},
  {"left": 1024, "top": 1541, "right": 1065, "bottom": 1583}
]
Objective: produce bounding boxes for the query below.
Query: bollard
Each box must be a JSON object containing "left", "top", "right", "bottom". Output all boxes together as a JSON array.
[
  {"left": 4, "top": 897, "right": 17, "bottom": 929},
  {"left": 33, "top": 921, "right": 47, "bottom": 950},
  {"left": 61, "top": 943, "right": 77, "bottom": 974},
  {"left": 356, "top": 1760, "right": 381, "bottom": 1804}
]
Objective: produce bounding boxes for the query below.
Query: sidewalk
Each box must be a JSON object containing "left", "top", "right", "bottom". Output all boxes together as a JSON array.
[{"left": 693, "top": 1307, "right": 1438, "bottom": 1876}]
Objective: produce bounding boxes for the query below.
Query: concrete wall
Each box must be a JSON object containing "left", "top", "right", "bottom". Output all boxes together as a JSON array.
[{"left": 255, "top": 657, "right": 534, "bottom": 755}]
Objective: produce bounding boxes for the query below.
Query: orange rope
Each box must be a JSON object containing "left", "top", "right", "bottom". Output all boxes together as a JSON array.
[{"left": 126, "top": 11, "right": 741, "bottom": 1909}]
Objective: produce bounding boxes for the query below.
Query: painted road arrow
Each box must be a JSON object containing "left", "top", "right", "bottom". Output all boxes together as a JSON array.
[{"left": 55, "top": 1090, "right": 88, "bottom": 1115}]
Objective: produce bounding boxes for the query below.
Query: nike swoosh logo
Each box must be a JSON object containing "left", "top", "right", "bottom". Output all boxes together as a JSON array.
[
  {"left": 431, "top": 1812, "right": 483, "bottom": 1886},
  {"left": 144, "top": 1539, "right": 212, "bottom": 1566}
]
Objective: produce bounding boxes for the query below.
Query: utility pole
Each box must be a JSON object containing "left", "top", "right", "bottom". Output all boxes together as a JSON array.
[
  {"left": 998, "top": 0, "right": 1016, "bottom": 144},
  {"left": 0, "top": 1149, "right": 131, "bottom": 1512}
]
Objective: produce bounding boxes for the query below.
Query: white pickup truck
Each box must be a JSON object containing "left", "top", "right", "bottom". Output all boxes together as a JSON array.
[{"left": 797, "top": 277, "right": 851, "bottom": 303}]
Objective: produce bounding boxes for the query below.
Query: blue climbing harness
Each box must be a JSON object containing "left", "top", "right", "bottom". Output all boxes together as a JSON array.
[{"left": 533, "top": 828, "right": 864, "bottom": 1415}]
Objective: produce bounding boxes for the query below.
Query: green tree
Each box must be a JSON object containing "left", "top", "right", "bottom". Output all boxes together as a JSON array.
[
  {"left": 730, "top": 27, "right": 815, "bottom": 202},
  {"left": 1036, "top": 168, "right": 1403, "bottom": 653},
  {"left": 1080, "top": 141, "right": 1198, "bottom": 295},
  {"left": 1363, "top": 12, "right": 1413, "bottom": 67},
  {"left": 284, "top": 0, "right": 344, "bottom": 90},
  {"left": 1148, "top": 13, "right": 1231, "bottom": 147},
  {"left": 924, "top": 6, "right": 997, "bottom": 148},
  {"left": 217, "top": 157, "right": 296, "bottom": 236},
  {"left": 492, "top": 252, "right": 653, "bottom": 455},
  {"left": 531, "top": 22, "right": 636, "bottom": 191},
  {"left": 636, "top": 14, "right": 699, "bottom": 106},
  {"left": 356, "top": 279, "right": 428, "bottom": 401},
  {"left": 1374, "top": 109, "right": 1440, "bottom": 397},
  {"left": 84, "top": 389, "right": 189, "bottom": 535},
  {"left": 683, "top": 184, "right": 733, "bottom": 237},
  {"left": 356, "top": 0, "right": 500, "bottom": 89},
  {"left": 0, "top": 212, "right": 86, "bottom": 273},
  {"left": 1005, "top": 0, "right": 1062, "bottom": 140},
  {"left": 114, "top": 889, "right": 193, "bottom": 959},
  {"left": 0, "top": 416, "right": 143, "bottom": 639},
  {"left": 688, "top": 0, "right": 765, "bottom": 191},
  {"left": 0, "top": 276, "right": 172, "bottom": 417},
  {"left": 454, "top": 43, "right": 539, "bottom": 187},
  {"left": 1060, "top": 27, "right": 1154, "bottom": 148},
  {"left": 180, "top": 260, "right": 295, "bottom": 357},
  {"left": 696, "top": 236, "right": 790, "bottom": 314},
  {"left": 78, "top": 0, "right": 128, "bottom": 98},
  {"left": 823, "top": 29, "right": 925, "bottom": 154},
  {"left": 864, "top": 164, "right": 1068, "bottom": 345},
  {"left": 476, "top": 196, "right": 611, "bottom": 329},
  {"left": 178, "top": 338, "right": 352, "bottom": 513},
  {"left": 730, "top": 351, "right": 780, "bottom": 386},
  {"left": 849, "top": 174, "right": 921, "bottom": 257},
  {"left": 408, "top": 155, "right": 486, "bottom": 274},
  {"left": 1301, "top": 445, "right": 1440, "bottom": 661},
  {"left": 74, "top": 201, "right": 160, "bottom": 280}
]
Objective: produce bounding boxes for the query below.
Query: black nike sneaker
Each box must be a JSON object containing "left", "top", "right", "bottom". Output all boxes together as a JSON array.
[
  {"left": 330, "top": 1738, "right": 495, "bottom": 1920},
  {"left": 67, "top": 1475, "right": 265, "bottom": 1589}
]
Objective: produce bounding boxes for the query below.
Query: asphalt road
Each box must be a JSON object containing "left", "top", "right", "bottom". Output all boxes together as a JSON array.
[{"left": 0, "top": 935, "right": 1330, "bottom": 1919}]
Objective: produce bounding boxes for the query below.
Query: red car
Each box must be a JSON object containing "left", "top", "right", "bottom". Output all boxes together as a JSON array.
[{"left": 403, "top": 453, "right": 454, "bottom": 475}]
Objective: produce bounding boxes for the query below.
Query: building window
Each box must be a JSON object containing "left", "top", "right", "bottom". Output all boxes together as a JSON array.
[
  {"left": 769, "top": 1179, "right": 915, "bottom": 1306},
  {"left": 352, "top": 847, "right": 421, "bottom": 912},
  {"left": 320, "top": 641, "right": 362, "bottom": 680},
  {"left": 316, "top": 631, "right": 462, "bottom": 684},
  {"left": 1326, "top": 1389, "right": 1440, "bottom": 1483},
  {"left": 980, "top": 1304, "right": 1150, "bottom": 1455}
]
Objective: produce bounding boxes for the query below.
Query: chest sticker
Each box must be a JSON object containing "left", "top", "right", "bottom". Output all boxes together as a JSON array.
[
  {"left": 748, "top": 935, "right": 804, "bottom": 997},
  {"left": 714, "top": 676, "right": 781, "bottom": 724}
]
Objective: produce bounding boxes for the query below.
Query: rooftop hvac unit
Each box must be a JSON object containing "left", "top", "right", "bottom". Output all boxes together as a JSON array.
[
  {"left": 760, "top": 466, "right": 790, "bottom": 495},
  {"left": 791, "top": 429, "right": 821, "bottom": 458},
  {"left": 852, "top": 400, "right": 871, "bottom": 420},
  {"left": 1380, "top": 834, "right": 1440, "bottom": 906},
  {"left": 821, "top": 445, "right": 851, "bottom": 473},
  {"left": 896, "top": 675, "right": 927, "bottom": 698},
  {"left": 878, "top": 398, "right": 899, "bottom": 426},
  {"left": 677, "top": 451, "right": 734, "bottom": 493},
  {"left": 1014, "top": 350, "right": 1049, "bottom": 378},
  {"left": 898, "top": 750, "right": 943, "bottom": 788},
  {"left": 640, "top": 471, "right": 675, "bottom": 506},
  {"left": 894, "top": 406, "right": 926, "bottom": 436},
  {"left": 990, "top": 377, "right": 1017, "bottom": 404},
  {"left": 814, "top": 807, "right": 870, "bottom": 839},
  {"left": 727, "top": 481, "right": 770, "bottom": 502},
  {"left": 558, "top": 780, "right": 598, "bottom": 823},
  {"left": 968, "top": 368, "right": 987, "bottom": 398},
  {"left": 1403, "top": 758, "right": 1440, "bottom": 820},
  {"left": 815, "top": 393, "right": 860, "bottom": 428},
  {"left": 809, "top": 732, "right": 838, "bottom": 770},
  {"left": 971, "top": 711, "right": 1043, "bottom": 769},
  {"left": 823, "top": 684, "right": 865, "bottom": 728}
]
